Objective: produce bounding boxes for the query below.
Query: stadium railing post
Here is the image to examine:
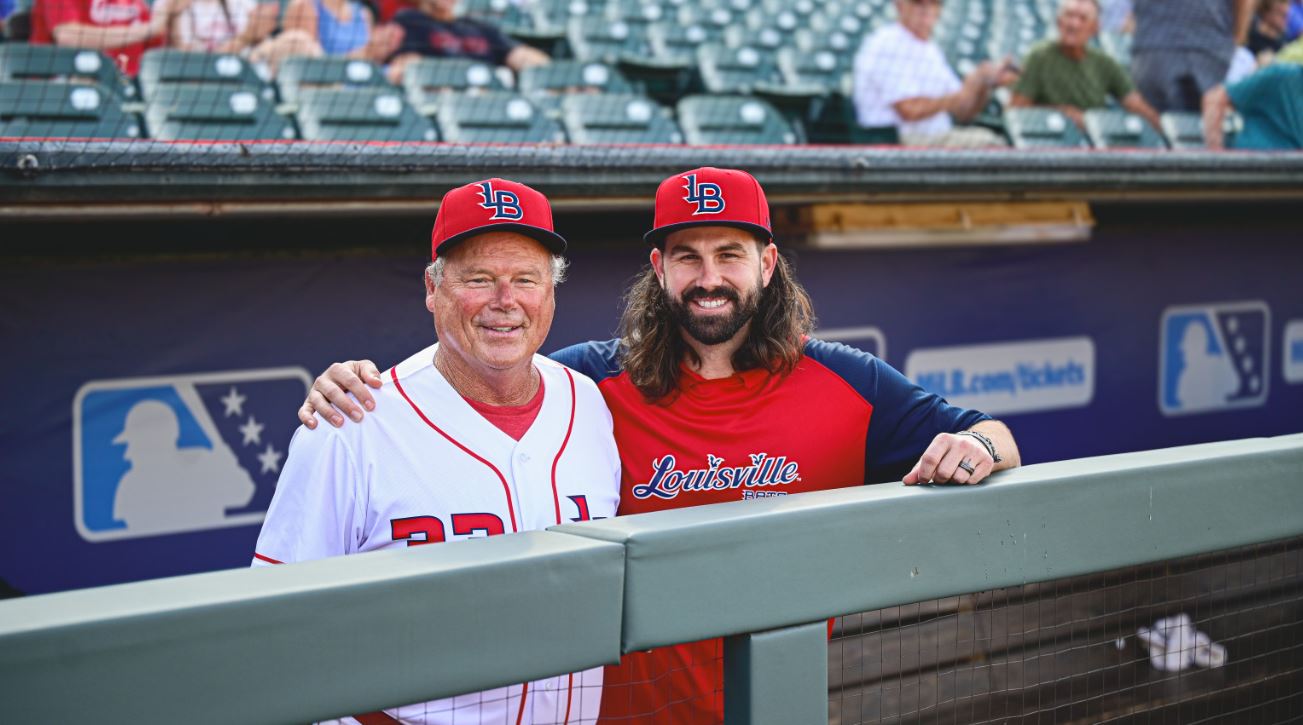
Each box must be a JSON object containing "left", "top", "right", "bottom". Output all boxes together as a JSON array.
[{"left": 723, "top": 620, "right": 827, "bottom": 725}]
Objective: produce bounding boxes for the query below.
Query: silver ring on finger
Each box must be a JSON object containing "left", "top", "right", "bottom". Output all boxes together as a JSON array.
[{"left": 957, "top": 459, "right": 976, "bottom": 475}]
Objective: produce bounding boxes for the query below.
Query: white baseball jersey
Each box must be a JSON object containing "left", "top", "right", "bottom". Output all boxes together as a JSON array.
[{"left": 254, "top": 343, "right": 621, "bottom": 725}]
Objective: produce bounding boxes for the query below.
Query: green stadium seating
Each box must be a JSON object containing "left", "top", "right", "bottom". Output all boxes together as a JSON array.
[
  {"left": 604, "top": 0, "right": 668, "bottom": 29},
  {"left": 777, "top": 46, "right": 849, "bottom": 94},
  {"left": 674, "top": 5, "right": 738, "bottom": 35},
  {"left": 695, "top": 43, "right": 780, "bottom": 94},
  {"left": 458, "top": 0, "right": 533, "bottom": 35},
  {"left": 276, "top": 57, "right": 390, "bottom": 108},
  {"left": 560, "top": 92, "right": 681, "bottom": 144},
  {"left": 401, "top": 58, "right": 505, "bottom": 116},
  {"left": 1003, "top": 107, "right": 1090, "bottom": 149},
  {"left": 517, "top": 60, "right": 633, "bottom": 116},
  {"left": 433, "top": 91, "right": 565, "bottom": 143},
  {"left": 294, "top": 87, "right": 437, "bottom": 142},
  {"left": 565, "top": 15, "right": 650, "bottom": 64},
  {"left": 138, "top": 49, "right": 272, "bottom": 104},
  {"left": 0, "top": 44, "right": 136, "bottom": 101},
  {"left": 648, "top": 20, "right": 721, "bottom": 64},
  {"left": 676, "top": 94, "right": 797, "bottom": 145},
  {"left": 1083, "top": 108, "right": 1167, "bottom": 149},
  {"left": 1160, "top": 110, "right": 1242, "bottom": 150},
  {"left": 0, "top": 80, "right": 142, "bottom": 138},
  {"left": 144, "top": 84, "right": 295, "bottom": 141}
]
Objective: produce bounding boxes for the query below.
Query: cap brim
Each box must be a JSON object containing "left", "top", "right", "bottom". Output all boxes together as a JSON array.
[
  {"left": 436, "top": 222, "right": 568, "bottom": 257},
  {"left": 643, "top": 219, "right": 773, "bottom": 246}
]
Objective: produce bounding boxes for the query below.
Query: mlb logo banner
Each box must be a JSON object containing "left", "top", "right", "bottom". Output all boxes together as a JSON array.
[
  {"left": 1284, "top": 320, "right": 1303, "bottom": 385},
  {"left": 73, "top": 368, "right": 311, "bottom": 542},
  {"left": 1159, "top": 301, "right": 1270, "bottom": 416}
]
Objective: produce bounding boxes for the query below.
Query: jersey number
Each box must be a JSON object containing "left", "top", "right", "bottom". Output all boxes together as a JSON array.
[{"left": 391, "top": 513, "right": 506, "bottom": 546}]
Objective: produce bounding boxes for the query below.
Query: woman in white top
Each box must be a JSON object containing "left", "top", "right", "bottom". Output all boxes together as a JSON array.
[{"left": 152, "top": 0, "right": 320, "bottom": 71}]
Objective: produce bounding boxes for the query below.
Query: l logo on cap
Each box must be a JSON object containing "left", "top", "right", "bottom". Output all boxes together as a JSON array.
[
  {"left": 478, "top": 181, "right": 524, "bottom": 221},
  {"left": 682, "top": 173, "right": 725, "bottom": 215}
]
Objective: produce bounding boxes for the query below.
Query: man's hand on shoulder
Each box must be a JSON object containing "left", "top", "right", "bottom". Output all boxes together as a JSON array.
[{"left": 299, "top": 360, "right": 383, "bottom": 429}]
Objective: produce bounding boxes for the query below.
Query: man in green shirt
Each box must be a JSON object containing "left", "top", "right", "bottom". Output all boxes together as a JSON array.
[{"left": 1011, "top": 0, "right": 1162, "bottom": 132}]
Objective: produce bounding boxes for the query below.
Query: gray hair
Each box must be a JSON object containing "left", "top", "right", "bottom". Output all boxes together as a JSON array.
[
  {"left": 1060, "top": 0, "right": 1101, "bottom": 16},
  {"left": 426, "top": 254, "right": 570, "bottom": 287}
]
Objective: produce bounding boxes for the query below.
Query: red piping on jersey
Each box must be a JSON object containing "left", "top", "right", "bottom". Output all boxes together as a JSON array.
[
  {"left": 549, "top": 368, "right": 577, "bottom": 527},
  {"left": 391, "top": 366, "right": 519, "bottom": 533},
  {"left": 252, "top": 553, "right": 283, "bottom": 565},
  {"left": 549, "top": 369, "right": 579, "bottom": 724},
  {"left": 352, "top": 712, "right": 400, "bottom": 724},
  {"left": 563, "top": 673, "right": 574, "bottom": 724},
  {"left": 515, "top": 681, "right": 529, "bottom": 725}
]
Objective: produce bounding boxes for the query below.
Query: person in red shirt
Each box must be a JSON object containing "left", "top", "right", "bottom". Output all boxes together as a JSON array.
[
  {"left": 299, "top": 167, "right": 1022, "bottom": 724},
  {"left": 30, "top": 0, "right": 167, "bottom": 75}
]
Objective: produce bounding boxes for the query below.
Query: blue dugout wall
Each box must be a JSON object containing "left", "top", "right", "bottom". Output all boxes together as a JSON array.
[{"left": 2, "top": 198, "right": 1302, "bottom": 596}]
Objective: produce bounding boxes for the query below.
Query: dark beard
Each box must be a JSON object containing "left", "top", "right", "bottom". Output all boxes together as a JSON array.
[{"left": 666, "top": 284, "right": 762, "bottom": 345}]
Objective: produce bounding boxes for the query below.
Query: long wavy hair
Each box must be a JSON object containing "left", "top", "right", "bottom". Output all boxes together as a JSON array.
[{"left": 618, "top": 244, "right": 816, "bottom": 402}]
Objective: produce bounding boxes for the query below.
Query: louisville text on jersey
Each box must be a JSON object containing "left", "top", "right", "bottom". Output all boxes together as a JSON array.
[{"left": 632, "top": 453, "right": 800, "bottom": 500}]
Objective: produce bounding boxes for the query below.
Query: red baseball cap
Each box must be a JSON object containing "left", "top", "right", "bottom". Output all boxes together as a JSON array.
[
  {"left": 430, "top": 178, "right": 567, "bottom": 260},
  {"left": 643, "top": 167, "right": 773, "bottom": 246}
]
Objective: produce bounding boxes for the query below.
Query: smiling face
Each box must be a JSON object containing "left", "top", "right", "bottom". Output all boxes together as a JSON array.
[
  {"left": 1057, "top": 0, "right": 1099, "bottom": 52},
  {"left": 427, "top": 231, "right": 556, "bottom": 379},
  {"left": 896, "top": 0, "right": 943, "bottom": 41},
  {"left": 651, "top": 226, "right": 778, "bottom": 348}
]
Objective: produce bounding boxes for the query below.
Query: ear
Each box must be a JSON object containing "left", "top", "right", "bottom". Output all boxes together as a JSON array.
[
  {"left": 759, "top": 242, "right": 778, "bottom": 287},
  {"left": 424, "top": 269, "right": 438, "bottom": 313},
  {"left": 649, "top": 247, "right": 666, "bottom": 286}
]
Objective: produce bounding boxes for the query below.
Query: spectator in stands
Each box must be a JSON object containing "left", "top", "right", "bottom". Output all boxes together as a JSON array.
[
  {"left": 852, "top": 0, "right": 1017, "bottom": 147},
  {"left": 280, "top": 0, "right": 403, "bottom": 63},
  {"left": 1100, "top": 0, "right": 1133, "bottom": 34},
  {"left": 384, "top": 0, "right": 547, "bottom": 84},
  {"left": 1, "top": 0, "right": 15, "bottom": 23},
  {"left": 30, "top": 0, "right": 168, "bottom": 74},
  {"left": 1130, "top": 0, "right": 1256, "bottom": 113},
  {"left": 1248, "top": 0, "right": 1291, "bottom": 60},
  {"left": 1011, "top": 0, "right": 1162, "bottom": 133},
  {"left": 1203, "top": 57, "right": 1303, "bottom": 149},
  {"left": 1287, "top": 0, "right": 1303, "bottom": 40},
  {"left": 145, "top": 0, "right": 322, "bottom": 76}
]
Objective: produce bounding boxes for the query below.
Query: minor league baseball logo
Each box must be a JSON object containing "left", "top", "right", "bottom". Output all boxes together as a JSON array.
[
  {"left": 477, "top": 181, "right": 524, "bottom": 221},
  {"left": 682, "top": 173, "right": 725, "bottom": 215}
]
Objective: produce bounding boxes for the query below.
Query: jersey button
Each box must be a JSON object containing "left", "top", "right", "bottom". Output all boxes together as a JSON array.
[{"left": 519, "top": 453, "right": 531, "bottom": 463}]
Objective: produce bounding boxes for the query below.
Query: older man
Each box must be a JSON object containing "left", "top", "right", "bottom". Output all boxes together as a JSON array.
[
  {"left": 301, "top": 167, "right": 1021, "bottom": 723},
  {"left": 255, "top": 178, "right": 620, "bottom": 724},
  {"left": 385, "top": 0, "right": 549, "bottom": 83},
  {"left": 852, "top": 0, "right": 1018, "bottom": 146},
  {"left": 1011, "top": 0, "right": 1162, "bottom": 132}
]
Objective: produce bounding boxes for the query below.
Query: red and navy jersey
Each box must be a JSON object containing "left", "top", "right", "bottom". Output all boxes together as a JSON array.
[{"left": 548, "top": 337, "right": 989, "bottom": 723}]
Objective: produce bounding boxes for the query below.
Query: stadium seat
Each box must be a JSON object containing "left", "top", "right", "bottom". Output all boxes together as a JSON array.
[
  {"left": 276, "top": 57, "right": 390, "bottom": 108},
  {"left": 648, "top": 20, "right": 722, "bottom": 64},
  {"left": 560, "top": 93, "right": 682, "bottom": 144},
  {"left": 676, "top": 94, "right": 798, "bottom": 145},
  {"left": 294, "top": 87, "right": 437, "bottom": 142},
  {"left": 1083, "top": 108, "right": 1167, "bottom": 149},
  {"left": 138, "top": 50, "right": 272, "bottom": 104},
  {"left": 0, "top": 44, "right": 136, "bottom": 101},
  {"left": 1160, "top": 110, "right": 1242, "bottom": 150},
  {"left": 565, "top": 16, "right": 650, "bottom": 65},
  {"left": 604, "top": 0, "right": 668, "bottom": 30},
  {"left": 517, "top": 60, "right": 633, "bottom": 116},
  {"left": 777, "top": 46, "right": 850, "bottom": 94},
  {"left": 674, "top": 5, "right": 738, "bottom": 36},
  {"left": 695, "top": 44, "right": 781, "bottom": 94},
  {"left": 0, "top": 80, "right": 142, "bottom": 138},
  {"left": 401, "top": 58, "right": 505, "bottom": 116},
  {"left": 458, "top": 0, "right": 533, "bottom": 35},
  {"left": 144, "top": 84, "right": 295, "bottom": 141},
  {"left": 1003, "top": 107, "right": 1090, "bottom": 149},
  {"left": 433, "top": 91, "right": 564, "bottom": 143}
]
